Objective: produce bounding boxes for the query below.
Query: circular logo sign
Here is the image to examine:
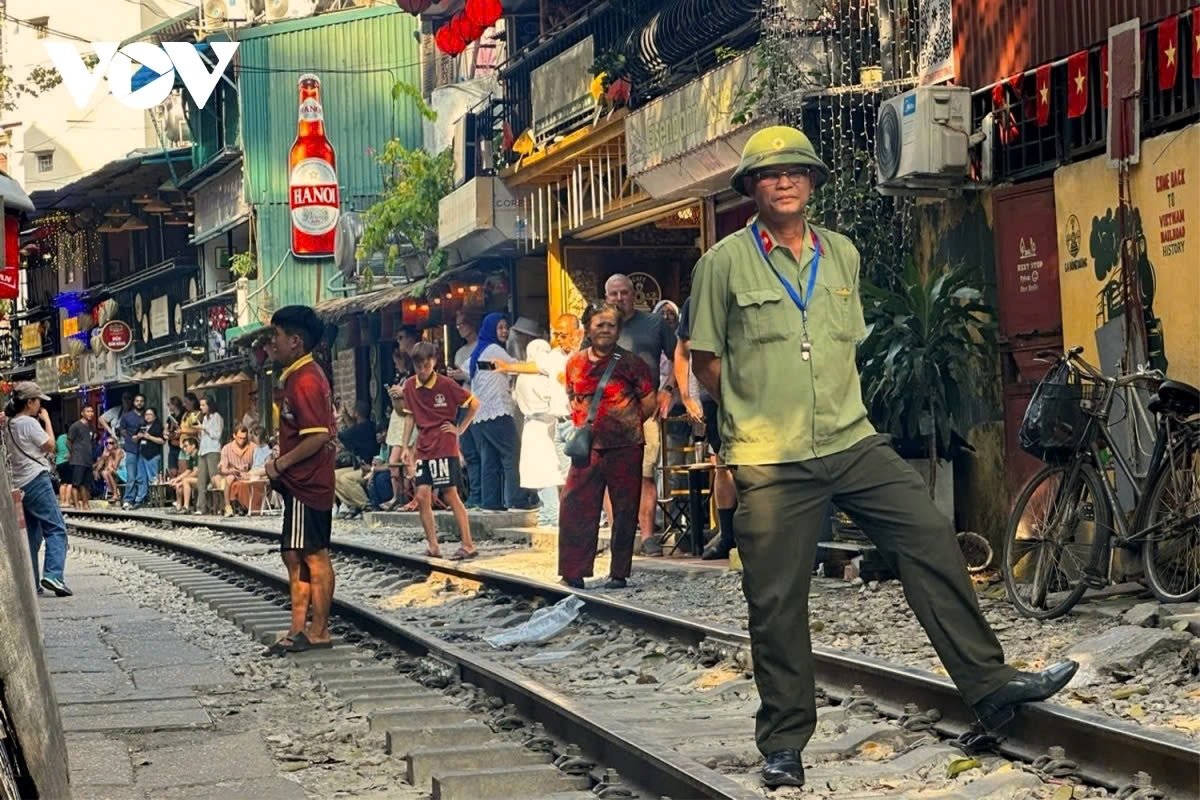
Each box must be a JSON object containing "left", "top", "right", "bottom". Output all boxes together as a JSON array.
[
  {"left": 1066, "top": 214, "right": 1081, "bottom": 258},
  {"left": 100, "top": 320, "right": 133, "bottom": 352}
]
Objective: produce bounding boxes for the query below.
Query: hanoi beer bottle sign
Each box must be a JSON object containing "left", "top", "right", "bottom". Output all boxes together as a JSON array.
[{"left": 289, "top": 73, "right": 339, "bottom": 258}]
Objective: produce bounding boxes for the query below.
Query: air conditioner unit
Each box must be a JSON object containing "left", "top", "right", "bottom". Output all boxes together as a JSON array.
[
  {"left": 202, "top": 0, "right": 249, "bottom": 27},
  {"left": 875, "top": 85, "right": 973, "bottom": 196}
]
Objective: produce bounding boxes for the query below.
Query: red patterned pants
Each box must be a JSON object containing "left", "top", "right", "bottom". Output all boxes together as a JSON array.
[{"left": 558, "top": 445, "right": 644, "bottom": 581}]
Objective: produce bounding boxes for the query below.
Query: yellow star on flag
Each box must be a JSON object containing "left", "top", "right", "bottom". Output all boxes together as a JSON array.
[
  {"left": 1074, "top": 70, "right": 1086, "bottom": 93},
  {"left": 1165, "top": 43, "right": 1176, "bottom": 66},
  {"left": 1040, "top": 85, "right": 1049, "bottom": 104}
]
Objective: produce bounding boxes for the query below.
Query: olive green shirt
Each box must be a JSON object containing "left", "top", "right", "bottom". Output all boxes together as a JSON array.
[{"left": 688, "top": 219, "right": 876, "bottom": 465}]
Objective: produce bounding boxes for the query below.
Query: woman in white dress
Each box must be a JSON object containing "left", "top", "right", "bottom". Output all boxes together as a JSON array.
[{"left": 513, "top": 339, "right": 565, "bottom": 526}]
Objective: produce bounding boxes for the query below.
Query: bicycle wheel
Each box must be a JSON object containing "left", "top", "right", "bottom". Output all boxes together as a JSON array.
[
  {"left": 1140, "top": 445, "right": 1200, "bottom": 602},
  {"left": 1003, "top": 463, "right": 1111, "bottom": 619}
]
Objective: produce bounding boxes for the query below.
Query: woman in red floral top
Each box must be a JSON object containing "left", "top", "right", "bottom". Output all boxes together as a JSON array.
[{"left": 560, "top": 302, "right": 656, "bottom": 589}]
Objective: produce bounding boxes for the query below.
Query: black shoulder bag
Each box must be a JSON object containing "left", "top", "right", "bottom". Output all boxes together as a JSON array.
[{"left": 562, "top": 352, "right": 621, "bottom": 467}]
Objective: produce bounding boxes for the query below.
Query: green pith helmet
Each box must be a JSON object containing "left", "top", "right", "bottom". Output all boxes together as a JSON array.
[{"left": 730, "top": 125, "right": 829, "bottom": 195}]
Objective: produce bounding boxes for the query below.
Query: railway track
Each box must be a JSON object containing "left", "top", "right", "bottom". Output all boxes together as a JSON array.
[{"left": 66, "top": 509, "right": 1199, "bottom": 799}]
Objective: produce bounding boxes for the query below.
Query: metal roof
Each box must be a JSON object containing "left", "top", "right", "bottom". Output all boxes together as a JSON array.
[
  {"left": 120, "top": 7, "right": 200, "bottom": 47},
  {"left": 28, "top": 148, "right": 192, "bottom": 212},
  {"left": 0, "top": 170, "right": 35, "bottom": 213}
]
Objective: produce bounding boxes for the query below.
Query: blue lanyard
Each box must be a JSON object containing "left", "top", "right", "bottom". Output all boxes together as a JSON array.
[{"left": 750, "top": 222, "right": 821, "bottom": 320}]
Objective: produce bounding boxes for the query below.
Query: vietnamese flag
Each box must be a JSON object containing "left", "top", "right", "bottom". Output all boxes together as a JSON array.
[
  {"left": 1036, "top": 64, "right": 1051, "bottom": 126},
  {"left": 1067, "top": 51, "right": 1089, "bottom": 118},
  {"left": 1192, "top": 8, "right": 1200, "bottom": 79},
  {"left": 1158, "top": 14, "right": 1178, "bottom": 90},
  {"left": 1100, "top": 45, "right": 1109, "bottom": 109}
]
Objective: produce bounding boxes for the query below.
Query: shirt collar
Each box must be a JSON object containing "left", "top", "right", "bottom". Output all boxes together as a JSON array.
[
  {"left": 417, "top": 372, "right": 438, "bottom": 389},
  {"left": 280, "top": 352, "right": 314, "bottom": 383},
  {"left": 749, "top": 216, "right": 818, "bottom": 264}
]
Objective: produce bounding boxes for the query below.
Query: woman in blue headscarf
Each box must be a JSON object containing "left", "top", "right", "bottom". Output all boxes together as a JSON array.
[{"left": 468, "top": 313, "right": 525, "bottom": 511}]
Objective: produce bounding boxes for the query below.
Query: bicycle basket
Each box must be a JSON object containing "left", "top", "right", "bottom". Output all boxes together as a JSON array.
[{"left": 1019, "top": 362, "right": 1099, "bottom": 463}]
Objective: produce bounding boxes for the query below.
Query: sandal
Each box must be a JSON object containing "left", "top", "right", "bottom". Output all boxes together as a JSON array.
[
  {"left": 264, "top": 634, "right": 300, "bottom": 656},
  {"left": 450, "top": 547, "right": 477, "bottom": 561},
  {"left": 378, "top": 499, "right": 400, "bottom": 511},
  {"left": 399, "top": 500, "right": 418, "bottom": 512},
  {"left": 283, "top": 632, "right": 333, "bottom": 653},
  {"left": 424, "top": 548, "right": 442, "bottom": 558}
]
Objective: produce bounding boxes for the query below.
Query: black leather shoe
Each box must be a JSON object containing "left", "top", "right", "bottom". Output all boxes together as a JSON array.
[
  {"left": 604, "top": 577, "right": 627, "bottom": 589},
  {"left": 702, "top": 536, "right": 734, "bottom": 560},
  {"left": 561, "top": 577, "right": 585, "bottom": 590},
  {"left": 761, "top": 749, "right": 805, "bottom": 787},
  {"left": 972, "top": 660, "right": 1079, "bottom": 730}
]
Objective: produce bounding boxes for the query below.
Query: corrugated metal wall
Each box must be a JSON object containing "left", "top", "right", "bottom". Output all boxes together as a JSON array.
[
  {"left": 953, "top": 0, "right": 1195, "bottom": 88},
  {"left": 238, "top": 6, "right": 422, "bottom": 309}
]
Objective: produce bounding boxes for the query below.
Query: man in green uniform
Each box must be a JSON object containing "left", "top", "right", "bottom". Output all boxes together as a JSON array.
[{"left": 688, "top": 126, "right": 1078, "bottom": 788}]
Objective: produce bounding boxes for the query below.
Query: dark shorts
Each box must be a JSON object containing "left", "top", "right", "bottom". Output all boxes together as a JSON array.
[
  {"left": 414, "top": 456, "right": 461, "bottom": 489},
  {"left": 280, "top": 491, "right": 332, "bottom": 553},
  {"left": 57, "top": 463, "right": 71, "bottom": 484},
  {"left": 701, "top": 397, "right": 722, "bottom": 454},
  {"left": 70, "top": 465, "right": 93, "bottom": 489}
]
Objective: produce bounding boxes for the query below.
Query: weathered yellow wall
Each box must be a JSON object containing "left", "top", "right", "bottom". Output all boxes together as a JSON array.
[{"left": 1053, "top": 124, "right": 1198, "bottom": 383}]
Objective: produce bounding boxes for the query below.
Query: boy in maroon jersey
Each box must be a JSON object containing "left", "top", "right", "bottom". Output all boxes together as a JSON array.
[
  {"left": 263, "top": 306, "right": 337, "bottom": 653},
  {"left": 401, "top": 342, "right": 481, "bottom": 560}
]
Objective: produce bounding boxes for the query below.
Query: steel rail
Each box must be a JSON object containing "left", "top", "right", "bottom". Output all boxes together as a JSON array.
[
  {"left": 68, "top": 520, "right": 758, "bottom": 800},
  {"left": 66, "top": 509, "right": 1200, "bottom": 798}
]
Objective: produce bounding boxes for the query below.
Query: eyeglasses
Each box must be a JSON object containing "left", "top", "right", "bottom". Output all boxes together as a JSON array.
[{"left": 752, "top": 167, "right": 814, "bottom": 184}]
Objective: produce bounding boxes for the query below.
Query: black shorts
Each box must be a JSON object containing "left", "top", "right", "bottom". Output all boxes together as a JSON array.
[
  {"left": 57, "top": 463, "right": 71, "bottom": 484},
  {"left": 701, "top": 397, "right": 722, "bottom": 454},
  {"left": 280, "top": 492, "right": 332, "bottom": 553},
  {"left": 414, "top": 456, "right": 461, "bottom": 489},
  {"left": 70, "top": 465, "right": 93, "bottom": 489}
]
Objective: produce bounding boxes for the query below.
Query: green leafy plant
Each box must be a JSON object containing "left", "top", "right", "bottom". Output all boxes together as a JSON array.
[
  {"left": 857, "top": 259, "right": 998, "bottom": 497},
  {"left": 358, "top": 141, "right": 454, "bottom": 276},
  {"left": 358, "top": 82, "right": 453, "bottom": 278},
  {"left": 229, "top": 251, "right": 257, "bottom": 279},
  {"left": 589, "top": 47, "right": 629, "bottom": 92}
]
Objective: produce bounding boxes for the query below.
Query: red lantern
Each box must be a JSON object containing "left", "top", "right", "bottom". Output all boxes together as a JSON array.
[
  {"left": 465, "top": 0, "right": 502, "bottom": 28},
  {"left": 434, "top": 25, "right": 466, "bottom": 56},
  {"left": 450, "top": 12, "right": 483, "bottom": 45},
  {"left": 395, "top": 0, "right": 433, "bottom": 15}
]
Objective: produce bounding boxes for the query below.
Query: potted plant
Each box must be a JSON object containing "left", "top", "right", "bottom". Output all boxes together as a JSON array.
[
  {"left": 857, "top": 257, "right": 997, "bottom": 507},
  {"left": 229, "top": 251, "right": 257, "bottom": 280}
]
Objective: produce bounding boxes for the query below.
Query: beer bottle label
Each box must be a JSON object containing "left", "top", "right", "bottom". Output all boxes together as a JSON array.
[
  {"left": 289, "top": 158, "right": 340, "bottom": 236},
  {"left": 299, "top": 98, "right": 324, "bottom": 122}
]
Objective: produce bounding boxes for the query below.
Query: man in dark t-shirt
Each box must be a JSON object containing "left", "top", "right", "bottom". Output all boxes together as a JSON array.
[
  {"left": 402, "top": 342, "right": 480, "bottom": 560},
  {"left": 67, "top": 406, "right": 96, "bottom": 509},
  {"left": 264, "top": 306, "right": 337, "bottom": 654}
]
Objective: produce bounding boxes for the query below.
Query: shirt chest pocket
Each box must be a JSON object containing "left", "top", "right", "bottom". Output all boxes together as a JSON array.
[
  {"left": 733, "top": 287, "right": 796, "bottom": 344},
  {"left": 821, "top": 285, "right": 860, "bottom": 342}
]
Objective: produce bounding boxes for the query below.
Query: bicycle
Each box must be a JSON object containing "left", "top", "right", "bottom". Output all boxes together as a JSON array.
[{"left": 1003, "top": 346, "right": 1200, "bottom": 618}]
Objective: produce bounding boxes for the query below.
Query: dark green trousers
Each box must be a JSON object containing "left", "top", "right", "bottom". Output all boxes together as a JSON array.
[{"left": 732, "top": 435, "right": 1015, "bottom": 755}]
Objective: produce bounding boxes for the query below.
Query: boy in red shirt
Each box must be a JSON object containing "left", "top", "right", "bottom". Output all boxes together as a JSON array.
[
  {"left": 401, "top": 342, "right": 480, "bottom": 560},
  {"left": 263, "top": 306, "right": 337, "bottom": 653}
]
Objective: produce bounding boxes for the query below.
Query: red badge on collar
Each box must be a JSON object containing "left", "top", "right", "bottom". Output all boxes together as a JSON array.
[{"left": 758, "top": 228, "right": 775, "bottom": 255}]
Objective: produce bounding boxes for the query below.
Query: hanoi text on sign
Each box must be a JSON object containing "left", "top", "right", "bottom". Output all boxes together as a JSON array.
[
  {"left": 99, "top": 320, "right": 133, "bottom": 352},
  {"left": 45, "top": 42, "right": 239, "bottom": 111}
]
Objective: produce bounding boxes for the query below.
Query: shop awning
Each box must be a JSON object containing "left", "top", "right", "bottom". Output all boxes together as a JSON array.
[
  {"left": 312, "top": 281, "right": 428, "bottom": 323},
  {"left": 178, "top": 148, "right": 243, "bottom": 194},
  {"left": 0, "top": 170, "right": 35, "bottom": 213},
  {"left": 28, "top": 148, "right": 191, "bottom": 212},
  {"left": 189, "top": 211, "right": 249, "bottom": 246}
]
